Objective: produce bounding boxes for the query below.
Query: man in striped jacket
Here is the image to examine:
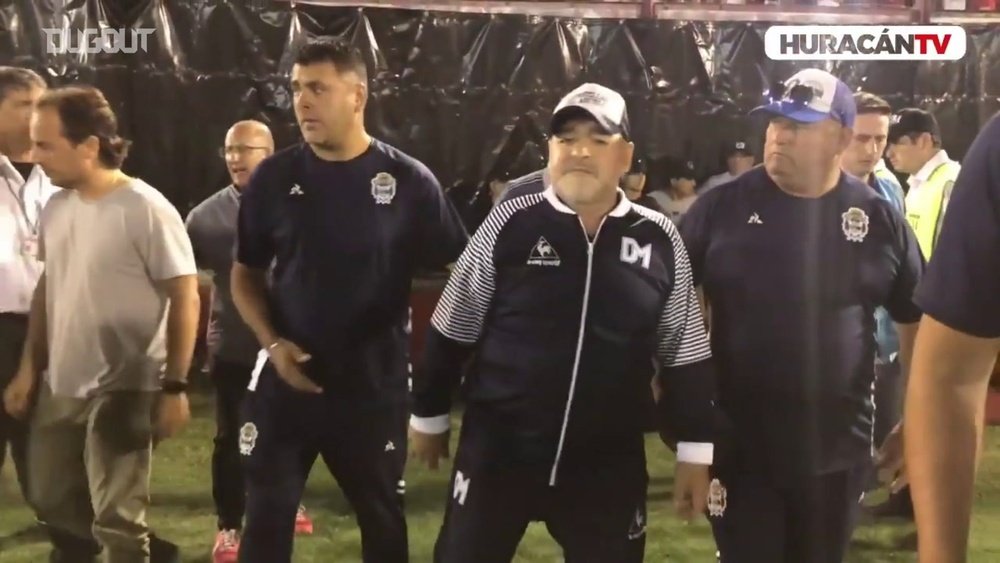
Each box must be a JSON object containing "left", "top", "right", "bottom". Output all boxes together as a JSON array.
[{"left": 409, "top": 83, "right": 720, "bottom": 562}]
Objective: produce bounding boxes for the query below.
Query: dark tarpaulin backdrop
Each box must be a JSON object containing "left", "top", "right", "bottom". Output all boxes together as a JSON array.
[{"left": 1, "top": 0, "right": 998, "bottom": 227}]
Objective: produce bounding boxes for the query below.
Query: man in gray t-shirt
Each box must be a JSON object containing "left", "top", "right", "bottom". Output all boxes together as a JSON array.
[
  {"left": 186, "top": 120, "right": 314, "bottom": 559},
  {"left": 3, "top": 86, "right": 200, "bottom": 562}
]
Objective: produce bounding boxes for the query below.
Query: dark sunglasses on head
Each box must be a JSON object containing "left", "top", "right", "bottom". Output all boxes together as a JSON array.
[{"left": 766, "top": 81, "right": 821, "bottom": 106}]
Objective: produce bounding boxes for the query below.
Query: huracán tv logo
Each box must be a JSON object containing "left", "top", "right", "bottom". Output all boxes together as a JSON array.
[{"left": 764, "top": 26, "right": 966, "bottom": 61}]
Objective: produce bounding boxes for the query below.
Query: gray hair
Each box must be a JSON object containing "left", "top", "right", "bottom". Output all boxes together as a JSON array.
[{"left": 0, "top": 66, "right": 46, "bottom": 103}]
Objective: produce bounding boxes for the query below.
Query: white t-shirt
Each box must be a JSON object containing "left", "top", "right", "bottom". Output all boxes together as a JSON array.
[
  {"left": 699, "top": 171, "right": 739, "bottom": 194},
  {"left": 39, "top": 178, "right": 196, "bottom": 398},
  {"left": 649, "top": 191, "right": 698, "bottom": 225}
]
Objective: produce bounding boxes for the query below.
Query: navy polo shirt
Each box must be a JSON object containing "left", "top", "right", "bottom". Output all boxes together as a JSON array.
[
  {"left": 235, "top": 140, "right": 469, "bottom": 399},
  {"left": 915, "top": 113, "right": 1000, "bottom": 338},
  {"left": 679, "top": 166, "right": 924, "bottom": 482}
]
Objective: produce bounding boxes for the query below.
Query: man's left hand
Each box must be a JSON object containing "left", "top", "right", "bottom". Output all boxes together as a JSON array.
[
  {"left": 156, "top": 393, "right": 191, "bottom": 441},
  {"left": 876, "top": 421, "right": 907, "bottom": 493},
  {"left": 674, "top": 461, "right": 711, "bottom": 521}
]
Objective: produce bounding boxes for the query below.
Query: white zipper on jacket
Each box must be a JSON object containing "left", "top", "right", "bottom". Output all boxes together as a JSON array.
[{"left": 549, "top": 216, "right": 606, "bottom": 486}]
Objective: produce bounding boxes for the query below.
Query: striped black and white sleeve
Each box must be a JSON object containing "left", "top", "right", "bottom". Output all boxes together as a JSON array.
[
  {"left": 637, "top": 208, "right": 718, "bottom": 464},
  {"left": 410, "top": 195, "right": 540, "bottom": 433}
]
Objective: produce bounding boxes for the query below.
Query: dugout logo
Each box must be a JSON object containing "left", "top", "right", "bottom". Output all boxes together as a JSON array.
[
  {"left": 42, "top": 28, "right": 155, "bottom": 55},
  {"left": 764, "top": 26, "right": 966, "bottom": 61}
]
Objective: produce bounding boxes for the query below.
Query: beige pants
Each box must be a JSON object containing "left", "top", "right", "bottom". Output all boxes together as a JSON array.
[{"left": 28, "top": 383, "right": 156, "bottom": 563}]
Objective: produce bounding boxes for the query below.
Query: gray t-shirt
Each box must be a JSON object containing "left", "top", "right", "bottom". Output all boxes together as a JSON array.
[
  {"left": 185, "top": 185, "right": 259, "bottom": 367},
  {"left": 39, "top": 178, "right": 197, "bottom": 398}
]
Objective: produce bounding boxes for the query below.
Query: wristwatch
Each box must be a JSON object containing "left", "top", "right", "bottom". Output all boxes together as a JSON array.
[{"left": 161, "top": 379, "right": 189, "bottom": 395}]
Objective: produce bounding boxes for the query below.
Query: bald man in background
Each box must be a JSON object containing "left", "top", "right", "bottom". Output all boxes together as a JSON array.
[{"left": 186, "top": 121, "right": 313, "bottom": 563}]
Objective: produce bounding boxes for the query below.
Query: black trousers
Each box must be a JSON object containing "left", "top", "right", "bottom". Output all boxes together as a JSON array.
[
  {"left": 434, "top": 411, "right": 649, "bottom": 563},
  {"left": 238, "top": 365, "right": 408, "bottom": 563},
  {"left": 708, "top": 463, "right": 868, "bottom": 563},
  {"left": 0, "top": 313, "right": 31, "bottom": 507},
  {"left": 212, "top": 358, "right": 317, "bottom": 531}
]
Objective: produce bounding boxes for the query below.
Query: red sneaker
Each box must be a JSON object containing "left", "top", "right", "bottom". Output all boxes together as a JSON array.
[
  {"left": 295, "top": 505, "right": 314, "bottom": 535},
  {"left": 212, "top": 529, "right": 240, "bottom": 563}
]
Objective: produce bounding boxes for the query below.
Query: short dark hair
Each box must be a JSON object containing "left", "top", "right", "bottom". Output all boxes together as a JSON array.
[
  {"left": 36, "top": 86, "right": 131, "bottom": 168},
  {"left": 0, "top": 66, "right": 46, "bottom": 103},
  {"left": 294, "top": 38, "right": 368, "bottom": 83},
  {"left": 853, "top": 92, "right": 892, "bottom": 116}
]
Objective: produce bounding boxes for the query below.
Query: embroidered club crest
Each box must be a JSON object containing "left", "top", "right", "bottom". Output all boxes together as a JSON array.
[
  {"left": 239, "top": 422, "right": 258, "bottom": 456},
  {"left": 841, "top": 207, "right": 869, "bottom": 243},
  {"left": 707, "top": 478, "right": 727, "bottom": 517},
  {"left": 371, "top": 172, "right": 397, "bottom": 205}
]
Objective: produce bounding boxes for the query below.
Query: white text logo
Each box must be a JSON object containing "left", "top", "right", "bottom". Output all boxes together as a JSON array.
[
  {"left": 764, "top": 26, "right": 966, "bottom": 61},
  {"left": 42, "top": 28, "right": 154, "bottom": 55},
  {"left": 620, "top": 237, "right": 652, "bottom": 269},
  {"left": 453, "top": 470, "right": 471, "bottom": 506}
]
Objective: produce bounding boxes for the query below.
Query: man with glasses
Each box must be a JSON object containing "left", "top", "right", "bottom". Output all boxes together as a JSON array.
[
  {"left": 680, "top": 69, "right": 924, "bottom": 562},
  {"left": 186, "top": 120, "right": 313, "bottom": 563}
]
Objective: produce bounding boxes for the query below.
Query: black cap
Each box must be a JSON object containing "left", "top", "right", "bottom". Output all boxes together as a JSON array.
[
  {"left": 725, "top": 140, "right": 753, "bottom": 158},
  {"left": 628, "top": 156, "right": 647, "bottom": 175},
  {"left": 663, "top": 157, "right": 696, "bottom": 181},
  {"left": 888, "top": 108, "right": 940, "bottom": 145}
]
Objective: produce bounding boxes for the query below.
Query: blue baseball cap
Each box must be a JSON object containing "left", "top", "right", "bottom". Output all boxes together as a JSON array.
[{"left": 750, "top": 68, "right": 856, "bottom": 128}]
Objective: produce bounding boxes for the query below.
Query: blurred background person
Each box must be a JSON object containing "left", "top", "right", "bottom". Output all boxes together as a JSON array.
[
  {"left": 839, "top": 92, "right": 911, "bottom": 520},
  {"left": 886, "top": 108, "right": 960, "bottom": 261},
  {"left": 700, "top": 139, "right": 755, "bottom": 193},
  {"left": 186, "top": 120, "right": 315, "bottom": 563},
  {"left": 621, "top": 156, "right": 662, "bottom": 212},
  {"left": 650, "top": 157, "right": 698, "bottom": 225},
  {"left": 0, "top": 65, "right": 53, "bottom": 519}
]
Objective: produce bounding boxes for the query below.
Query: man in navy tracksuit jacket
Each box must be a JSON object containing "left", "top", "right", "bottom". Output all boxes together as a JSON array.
[{"left": 409, "top": 83, "right": 720, "bottom": 563}]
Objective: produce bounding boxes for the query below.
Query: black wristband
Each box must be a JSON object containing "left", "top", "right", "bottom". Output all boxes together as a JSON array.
[{"left": 161, "top": 379, "right": 188, "bottom": 394}]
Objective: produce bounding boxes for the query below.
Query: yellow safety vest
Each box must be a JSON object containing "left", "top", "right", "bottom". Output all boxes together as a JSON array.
[{"left": 905, "top": 160, "right": 961, "bottom": 260}]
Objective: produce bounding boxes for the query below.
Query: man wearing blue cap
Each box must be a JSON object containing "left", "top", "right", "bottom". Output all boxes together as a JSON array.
[{"left": 678, "top": 68, "right": 925, "bottom": 562}]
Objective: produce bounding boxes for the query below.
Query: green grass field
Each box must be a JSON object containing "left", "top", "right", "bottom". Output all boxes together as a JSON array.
[{"left": 2, "top": 392, "right": 1000, "bottom": 562}]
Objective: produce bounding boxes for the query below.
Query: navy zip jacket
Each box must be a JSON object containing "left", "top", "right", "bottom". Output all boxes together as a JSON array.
[{"left": 411, "top": 177, "right": 719, "bottom": 484}]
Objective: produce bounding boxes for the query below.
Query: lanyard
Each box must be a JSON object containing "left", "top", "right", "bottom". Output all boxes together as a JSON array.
[{"left": 2, "top": 173, "right": 40, "bottom": 235}]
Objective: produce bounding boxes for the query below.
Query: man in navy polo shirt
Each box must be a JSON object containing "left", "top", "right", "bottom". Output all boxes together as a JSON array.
[
  {"left": 680, "top": 68, "right": 924, "bottom": 562},
  {"left": 230, "top": 38, "right": 469, "bottom": 563},
  {"left": 902, "top": 112, "right": 1000, "bottom": 563}
]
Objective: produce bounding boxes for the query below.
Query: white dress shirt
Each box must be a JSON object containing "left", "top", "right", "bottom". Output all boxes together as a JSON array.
[
  {"left": 906, "top": 149, "right": 955, "bottom": 197},
  {"left": 0, "top": 156, "right": 60, "bottom": 313}
]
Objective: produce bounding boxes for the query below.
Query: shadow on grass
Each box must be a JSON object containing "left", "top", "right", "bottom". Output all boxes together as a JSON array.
[
  {"left": 299, "top": 476, "right": 452, "bottom": 518},
  {"left": 0, "top": 522, "right": 47, "bottom": 552},
  {"left": 151, "top": 490, "right": 220, "bottom": 513}
]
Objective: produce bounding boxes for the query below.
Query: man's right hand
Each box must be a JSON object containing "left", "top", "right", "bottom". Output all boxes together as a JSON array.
[
  {"left": 409, "top": 426, "right": 450, "bottom": 470},
  {"left": 3, "top": 368, "right": 37, "bottom": 420},
  {"left": 268, "top": 339, "right": 322, "bottom": 394}
]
